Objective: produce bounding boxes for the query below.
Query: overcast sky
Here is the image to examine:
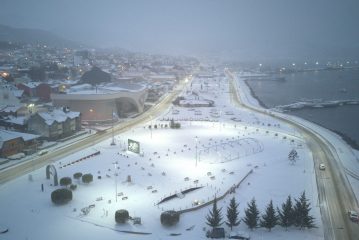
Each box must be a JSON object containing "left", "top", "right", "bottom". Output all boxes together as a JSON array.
[{"left": 1, "top": 0, "right": 359, "bottom": 60}]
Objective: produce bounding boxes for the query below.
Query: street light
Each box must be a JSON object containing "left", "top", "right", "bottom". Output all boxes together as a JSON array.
[
  {"left": 111, "top": 109, "right": 116, "bottom": 146},
  {"left": 114, "top": 162, "right": 118, "bottom": 202},
  {"left": 149, "top": 115, "right": 153, "bottom": 139},
  {"left": 195, "top": 136, "right": 198, "bottom": 167}
]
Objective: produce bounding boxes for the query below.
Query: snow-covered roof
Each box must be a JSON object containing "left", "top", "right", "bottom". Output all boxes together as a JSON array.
[
  {"left": 3, "top": 116, "right": 27, "bottom": 125},
  {"left": 47, "top": 79, "right": 80, "bottom": 86},
  {"left": 0, "top": 105, "right": 23, "bottom": 113},
  {"left": 12, "top": 89, "right": 24, "bottom": 98},
  {"left": 21, "top": 82, "right": 41, "bottom": 89},
  {"left": 66, "top": 82, "right": 146, "bottom": 94},
  {"left": 0, "top": 129, "right": 39, "bottom": 148},
  {"left": 149, "top": 75, "right": 176, "bottom": 79},
  {"left": 37, "top": 109, "right": 80, "bottom": 125}
]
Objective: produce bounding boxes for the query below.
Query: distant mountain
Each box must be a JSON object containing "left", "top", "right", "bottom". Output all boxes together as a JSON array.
[{"left": 0, "top": 24, "right": 81, "bottom": 48}]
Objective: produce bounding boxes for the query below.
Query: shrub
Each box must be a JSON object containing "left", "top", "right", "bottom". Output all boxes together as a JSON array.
[
  {"left": 60, "top": 177, "right": 72, "bottom": 186},
  {"left": 115, "top": 209, "right": 130, "bottom": 223},
  {"left": 82, "top": 174, "right": 93, "bottom": 183},
  {"left": 69, "top": 184, "right": 77, "bottom": 190},
  {"left": 160, "top": 211, "right": 180, "bottom": 226},
  {"left": 51, "top": 188, "right": 72, "bottom": 204},
  {"left": 73, "top": 172, "right": 82, "bottom": 179}
]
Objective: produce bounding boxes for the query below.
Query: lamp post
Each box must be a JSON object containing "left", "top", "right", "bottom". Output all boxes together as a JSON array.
[
  {"left": 114, "top": 162, "right": 118, "bottom": 202},
  {"left": 111, "top": 109, "right": 116, "bottom": 146},
  {"left": 89, "top": 108, "right": 94, "bottom": 126},
  {"left": 195, "top": 136, "right": 198, "bottom": 167}
]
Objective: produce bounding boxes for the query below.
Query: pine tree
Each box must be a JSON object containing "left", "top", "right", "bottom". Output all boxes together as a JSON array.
[
  {"left": 243, "top": 198, "right": 259, "bottom": 230},
  {"left": 226, "top": 197, "right": 240, "bottom": 230},
  {"left": 260, "top": 200, "right": 278, "bottom": 231},
  {"left": 293, "top": 191, "right": 316, "bottom": 229},
  {"left": 277, "top": 195, "right": 294, "bottom": 230},
  {"left": 206, "top": 197, "right": 223, "bottom": 229}
]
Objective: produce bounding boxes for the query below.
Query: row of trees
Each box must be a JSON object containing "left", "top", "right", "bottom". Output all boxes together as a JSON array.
[
  {"left": 206, "top": 192, "right": 316, "bottom": 232},
  {"left": 51, "top": 173, "right": 94, "bottom": 205}
]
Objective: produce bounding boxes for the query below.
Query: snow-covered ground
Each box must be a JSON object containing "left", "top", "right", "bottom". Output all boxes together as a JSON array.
[
  {"left": 0, "top": 74, "right": 324, "bottom": 239},
  {"left": 237, "top": 71, "right": 359, "bottom": 201}
]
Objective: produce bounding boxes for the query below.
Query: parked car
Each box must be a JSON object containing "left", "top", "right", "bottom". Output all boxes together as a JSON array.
[
  {"left": 319, "top": 163, "right": 325, "bottom": 170},
  {"left": 38, "top": 150, "right": 48, "bottom": 156},
  {"left": 348, "top": 210, "right": 359, "bottom": 223}
]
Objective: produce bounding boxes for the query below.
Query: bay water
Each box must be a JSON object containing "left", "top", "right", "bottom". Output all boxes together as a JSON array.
[{"left": 245, "top": 68, "right": 359, "bottom": 149}]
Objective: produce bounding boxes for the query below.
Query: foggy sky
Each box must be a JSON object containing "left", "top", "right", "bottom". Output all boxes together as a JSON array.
[{"left": 1, "top": 0, "right": 359, "bottom": 60}]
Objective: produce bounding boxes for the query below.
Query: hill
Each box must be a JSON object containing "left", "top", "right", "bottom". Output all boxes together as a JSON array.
[{"left": 0, "top": 24, "right": 81, "bottom": 48}]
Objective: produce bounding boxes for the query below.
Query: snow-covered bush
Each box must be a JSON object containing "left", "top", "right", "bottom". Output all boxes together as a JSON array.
[
  {"left": 51, "top": 188, "right": 72, "bottom": 204},
  {"left": 160, "top": 210, "right": 180, "bottom": 226},
  {"left": 115, "top": 209, "right": 129, "bottom": 223},
  {"left": 82, "top": 174, "right": 93, "bottom": 183},
  {"left": 73, "top": 172, "right": 82, "bottom": 180},
  {"left": 60, "top": 177, "right": 72, "bottom": 186}
]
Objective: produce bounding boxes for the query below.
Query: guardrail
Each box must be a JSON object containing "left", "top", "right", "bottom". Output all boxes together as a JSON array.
[{"left": 178, "top": 169, "right": 253, "bottom": 214}]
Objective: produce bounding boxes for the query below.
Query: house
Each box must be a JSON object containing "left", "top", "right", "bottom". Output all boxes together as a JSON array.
[
  {"left": 17, "top": 82, "right": 41, "bottom": 97},
  {"left": 0, "top": 115, "right": 28, "bottom": 132},
  {"left": 0, "top": 129, "right": 40, "bottom": 157},
  {"left": 36, "top": 83, "right": 54, "bottom": 101},
  {"left": 27, "top": 108, "right": 81, "bottom": 140}
]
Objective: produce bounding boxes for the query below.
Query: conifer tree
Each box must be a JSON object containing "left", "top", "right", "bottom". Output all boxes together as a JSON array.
[
  {"left": 261, "top": 200, "right": 278, "bottom": 231},
  {"left": 226, "top": 197, "right": 240, "bottom": 230},
  {"left": 206, "top": 197, "right": 223, "bottom": 229},
  {"left": 260, "top": 200, "right": 278, "bottom": 231},
  {"left": 277, "top": 195, "right": 294, "bottom": 230},
  {"left": 243, "top": 198, "right": 259, "bottom": 230},
  {"left": 293, "top": 191, "right": 316, "bottom": 229}
]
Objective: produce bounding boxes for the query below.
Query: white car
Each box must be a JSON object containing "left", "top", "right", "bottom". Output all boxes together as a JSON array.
[
  {"left": 319, "top": 163, "right": 325, "bottom": 170},
  {"left": 348, "top": 210, "right": 359, "bottom": 223},
  {"left": 38, "top": 150, "right": 48, "bottom": 156}
]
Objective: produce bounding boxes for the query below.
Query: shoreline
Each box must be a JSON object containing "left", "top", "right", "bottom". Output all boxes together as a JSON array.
[
  {"left": 243, "top": 79, "right": 359, "bottom": 151},
  {"left": 243, "top": 79, "right": 268, "bottom": 108}
]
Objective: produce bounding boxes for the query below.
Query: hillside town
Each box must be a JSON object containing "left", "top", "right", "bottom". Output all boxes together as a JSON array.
[{"left": 0, "top": 43, "right": 198, "bottom": 160}]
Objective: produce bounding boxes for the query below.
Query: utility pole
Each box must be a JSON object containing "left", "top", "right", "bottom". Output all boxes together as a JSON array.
[
  {"left": 195, "top": 136, "right": 198, "bottom": 167},
  {"left": 111, "top": 109, "right": 116, "bottom": 146}
]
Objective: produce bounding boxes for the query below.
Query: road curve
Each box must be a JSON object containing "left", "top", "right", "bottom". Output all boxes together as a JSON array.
[
  {"left": 226, "top": 69, "right": 359, "bottom": 240},
  {"left": 0, "top": 79, "right": 188, "bottom": 185}
]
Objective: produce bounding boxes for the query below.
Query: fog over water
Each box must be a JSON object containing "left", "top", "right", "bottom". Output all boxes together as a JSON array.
[
  {"left": 1, "top": 0, "right": 359, "bottom": 59},
  {"left": 246, "top": 68, "right": 359, "bottom": 148}
]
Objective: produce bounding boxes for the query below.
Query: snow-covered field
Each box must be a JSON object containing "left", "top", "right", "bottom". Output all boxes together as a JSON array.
[{"left": 0, "top": 74, "right": 324, "bottom": 239}]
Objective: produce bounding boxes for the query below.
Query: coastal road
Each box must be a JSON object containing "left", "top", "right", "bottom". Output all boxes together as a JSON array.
[
  {"left": 0, "top": 78, "right": 189, "bottom": 185},
  {"left": 226, "top": 69, "right": 359, "bottom": 240}
]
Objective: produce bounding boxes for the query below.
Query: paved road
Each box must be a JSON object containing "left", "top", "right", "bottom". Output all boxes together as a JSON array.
[
  {"left": 0, "top": 79, "right": 188, "bottom": 185},
  {"left": 227, "top": 70, "right": 359, "bottom": 240}
]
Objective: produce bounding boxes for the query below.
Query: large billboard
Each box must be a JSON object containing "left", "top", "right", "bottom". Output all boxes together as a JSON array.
[{"left": 128, "top": 139, "right": 140, "bottom": 154}]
